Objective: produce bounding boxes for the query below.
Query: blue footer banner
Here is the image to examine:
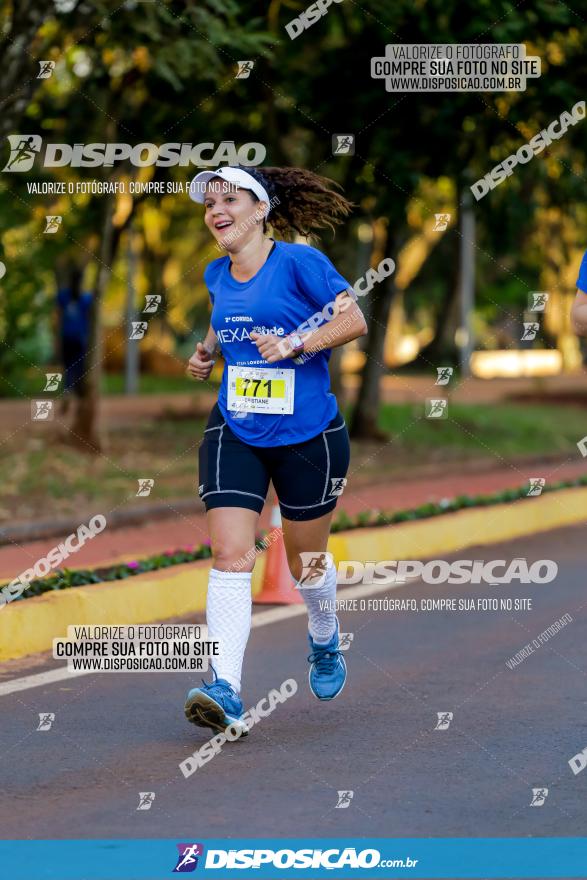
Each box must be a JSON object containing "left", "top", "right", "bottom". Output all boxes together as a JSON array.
[{"left": 0, "top": 838, "right": 585, "bottom": 878}]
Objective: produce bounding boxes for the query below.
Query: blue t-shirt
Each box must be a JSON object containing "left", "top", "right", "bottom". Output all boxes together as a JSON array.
[
  {"left": 576, "top": 250, "right": 587, "bottom": 293},
  {"left": 205, "top": 240, "right": 351, "bottom": 447},
  {"left": 57, "top": 288, "right": 92, "bottom": 344}
]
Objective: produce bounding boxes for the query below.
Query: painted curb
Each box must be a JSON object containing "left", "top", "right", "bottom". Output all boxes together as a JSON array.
[
  {"left": 0, "top": 559, "right": 266, "bottom": 662},
  {"left": 1, "top": 487, "right": 585, "bottom": 662}
]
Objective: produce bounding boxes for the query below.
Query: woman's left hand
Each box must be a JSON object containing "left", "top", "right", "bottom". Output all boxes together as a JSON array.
[{"left": 250, "top": 331, "right": 295, "bottom": 363}]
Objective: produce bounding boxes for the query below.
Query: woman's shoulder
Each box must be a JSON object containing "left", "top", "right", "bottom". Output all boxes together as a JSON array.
[
  {"left": 204, "top": 254, "right": 229, "bottom": 286},
  {"left": 277, "top": 240, "right": 323, "bottom": 256},
  {"left": 275, "top": 240, "right": 330, "bottom": 267}
]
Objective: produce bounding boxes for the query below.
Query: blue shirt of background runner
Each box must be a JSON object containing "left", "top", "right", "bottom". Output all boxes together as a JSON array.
[
  {"left": 204, "top": 240, "right": 351, "bottom": 447},
  {"left": 576, "top": 250, "right": 587, "bottom": 293},
  {"left": 57, "top": 288, "right": 93, "bottom": 345}
]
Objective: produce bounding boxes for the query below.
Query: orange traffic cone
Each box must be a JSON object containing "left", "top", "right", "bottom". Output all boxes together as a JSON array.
[{"left": 254, "top": 503, "right": 303, "bottom": 605}]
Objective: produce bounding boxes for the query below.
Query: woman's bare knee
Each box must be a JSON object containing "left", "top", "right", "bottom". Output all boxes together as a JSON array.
[
  {"left": 207, "top": 507, "right": 259, "bottom": 572},
  {"left": 213, "top": 542, "right": 256, "bottom": 572}
]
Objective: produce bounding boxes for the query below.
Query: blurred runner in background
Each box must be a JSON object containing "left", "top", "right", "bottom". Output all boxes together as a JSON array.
[{"left": 56, "top": 266, "right": 92, "bottom": 414}]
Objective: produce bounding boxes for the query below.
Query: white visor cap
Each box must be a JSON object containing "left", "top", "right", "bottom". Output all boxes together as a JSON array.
[{"left": 189, "top": 166, "right": 271, "bottom": 217}]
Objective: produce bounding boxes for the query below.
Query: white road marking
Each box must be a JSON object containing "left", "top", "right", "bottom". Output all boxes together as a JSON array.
[
  {"left": 0, "top": 666, "right": 91, "bottom": 696},
  {"left": 0, "top": 577, "right": 409, "bottom": 697}
]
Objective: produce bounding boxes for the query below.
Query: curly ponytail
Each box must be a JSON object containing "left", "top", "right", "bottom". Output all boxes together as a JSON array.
[{"left": 230, "top": 165, "right": 354, "bottom": 240}]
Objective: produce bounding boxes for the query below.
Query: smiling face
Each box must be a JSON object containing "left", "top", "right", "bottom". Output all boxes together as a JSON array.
[{"left": 203, "top": 178, "right": 267, "bottom": 250}]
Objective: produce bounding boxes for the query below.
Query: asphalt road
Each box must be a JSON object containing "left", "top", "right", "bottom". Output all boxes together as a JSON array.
[{"left": 1, "top": 522, "right": 586, "bottom": 846}]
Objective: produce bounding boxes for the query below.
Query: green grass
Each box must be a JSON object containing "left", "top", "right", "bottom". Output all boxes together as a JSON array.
[
  {"left": 0, "top": 418, "right": 207, "bottom": 524},
  {"left": 374, "top": 402, "right": 586, "bottom": 457}
]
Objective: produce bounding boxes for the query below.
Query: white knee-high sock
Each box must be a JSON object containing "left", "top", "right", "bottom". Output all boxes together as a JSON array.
[
  {"left": 206, "top": 568, "right": 252, "bottom": 692},
  {"left": 295, "top": 557, "right": 337, "bottom": 645}
]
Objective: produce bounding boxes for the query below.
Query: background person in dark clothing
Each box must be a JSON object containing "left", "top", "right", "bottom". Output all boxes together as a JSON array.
[{"left": 56, "top": 267, "right": 92, "bottom": 414}]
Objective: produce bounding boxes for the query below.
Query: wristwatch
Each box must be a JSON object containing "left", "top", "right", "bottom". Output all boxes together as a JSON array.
[{"left": 288, "top": 333, "right": 304, "bottom": 356}]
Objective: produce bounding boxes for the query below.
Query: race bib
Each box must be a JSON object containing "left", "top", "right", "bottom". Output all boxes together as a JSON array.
[{"left": 227, "top": 366, "right": 295, "bottom": 415}]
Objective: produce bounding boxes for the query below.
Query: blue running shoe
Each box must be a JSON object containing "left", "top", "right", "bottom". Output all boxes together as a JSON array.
[
  {"left": 307, "top": 618, "right": 347, "bottom": 701},
  {"left": 184, "top": 672, "right": 248, "bottom": 736}
]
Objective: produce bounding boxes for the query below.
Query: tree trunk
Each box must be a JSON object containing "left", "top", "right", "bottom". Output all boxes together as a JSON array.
[
  {"left": 350, "top": 222, "right": 403, "bottom": 440},
  {"left": 70, "top": 196, "right": 115, "bottom": 452},
  {"left": 125, "top": 224, "right": 140, "bottom": 394},
  {"left": 64, "top": 170, "right": 158, "bottom": 451},
  {"left": 329, "top": 345, "right": 344, "bottom": 402},
  {"left": 405, "top": 225, "right": 461, "bottom": 370}
]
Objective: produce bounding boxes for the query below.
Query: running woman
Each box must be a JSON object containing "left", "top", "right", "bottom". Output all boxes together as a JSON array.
[{"left": 184, "top": 165, "right": 367, "bottom": 735}]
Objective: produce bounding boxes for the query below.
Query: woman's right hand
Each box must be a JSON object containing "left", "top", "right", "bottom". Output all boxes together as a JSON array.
[{"left": 186, "top": 342, "right": 216, "bottom": 381}]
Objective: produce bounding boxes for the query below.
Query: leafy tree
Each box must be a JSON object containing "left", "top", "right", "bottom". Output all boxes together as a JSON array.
[
  {"left": 1, "top": 0, "right": 274, "bottom": 448},
  {"left": 1, "top": 0, "right": 586, "bottom": 449}
]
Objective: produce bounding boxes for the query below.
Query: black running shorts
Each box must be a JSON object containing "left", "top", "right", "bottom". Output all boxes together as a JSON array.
[{"left": 198, "top": 403, "right": 351, "bottom": 521}]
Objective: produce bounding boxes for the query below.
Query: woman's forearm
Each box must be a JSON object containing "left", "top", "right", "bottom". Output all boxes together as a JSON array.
[
  {"left": 571, "top": 300, "right": 587, "bottom": 336},
  {"left": 572, "top": 310, "right": 587, "bottom": 335},
  {"left": 300, "top": 291, "right": 367, "bottom": 355},
  {"left": 203, "top": 324, "right": 218, "bottom": 354}
]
